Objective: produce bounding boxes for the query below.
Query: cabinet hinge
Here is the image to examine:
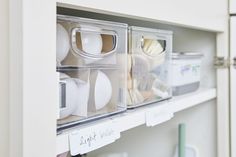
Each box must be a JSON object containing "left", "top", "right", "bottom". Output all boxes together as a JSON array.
[{"left": 214, "top": 57, "right": 236, "bottom": 69}]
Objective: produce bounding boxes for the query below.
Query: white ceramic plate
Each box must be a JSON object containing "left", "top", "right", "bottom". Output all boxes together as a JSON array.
[{"left": 94, "top": 71, "right": 112, "bottom": 110}]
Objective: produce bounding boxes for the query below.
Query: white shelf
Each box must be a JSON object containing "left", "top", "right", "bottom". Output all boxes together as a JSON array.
[
  {"left": 56, "top": 0, "right": 226, "bottom": 32},
  {"left": 56, "top": 88, "right": 216, "bottom": 155}
]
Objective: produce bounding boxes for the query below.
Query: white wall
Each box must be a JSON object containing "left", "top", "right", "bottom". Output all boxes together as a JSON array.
[{"left": 0, "top": 0, "right": 9, "bottom": 156}]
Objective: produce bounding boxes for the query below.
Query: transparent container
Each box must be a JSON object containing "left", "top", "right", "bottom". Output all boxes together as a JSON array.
[
  {"left": 56, "top": 15, "right": 127, "bottom": 130},
  {"left": 127, "top": 26, "right": 173, "bottom": 108},
  {"left": 172, "top": 52, "right": 203, "bottom": 96}
]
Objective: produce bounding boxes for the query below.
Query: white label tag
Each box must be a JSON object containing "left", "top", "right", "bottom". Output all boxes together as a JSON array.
[
  {"left": 69, "top": 121, "right": 120, "bottom": 156},
  {"left": 146, "top": 108, "right": 174, "bottom": 127}
]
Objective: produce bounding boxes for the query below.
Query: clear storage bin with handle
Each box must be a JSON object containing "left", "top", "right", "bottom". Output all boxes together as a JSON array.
[
  {"left": 127, "top": 26, "right": 173, "bottom": 108},
  {"left": 56, "top": 15, "right": 127, "bottom": 131}
]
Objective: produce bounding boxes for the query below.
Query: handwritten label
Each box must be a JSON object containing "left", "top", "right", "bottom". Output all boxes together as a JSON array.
[
  {"left": 69, "top": 121, "right": 120, "bottom": 156},
  {"left": 146, "top": 108, "right": 174, "bottom": 127}
]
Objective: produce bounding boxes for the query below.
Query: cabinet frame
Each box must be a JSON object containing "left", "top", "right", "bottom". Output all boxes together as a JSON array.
[{"left": 9, "top": 1, "right": 230, "bottom": 157}]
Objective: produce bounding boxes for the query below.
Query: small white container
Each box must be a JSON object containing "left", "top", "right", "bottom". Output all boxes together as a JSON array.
[{"left": 172, "top": 52, "right": 203, "bottom": 96}]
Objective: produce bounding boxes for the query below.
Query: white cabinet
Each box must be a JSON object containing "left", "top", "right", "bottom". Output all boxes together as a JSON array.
[
  {"left": 230, "top": 0, "right": 236, "bottom": 14},
  {"left": 230, "top": 16, "right": 236, "bottom": 157},
  {"left": 7, "top": 1, "right": 230, "bottom": 157},
  {"left": 0, "top": 0, "right": 9, "bottom": 157},
  {"left": 9, "top": 0, "right": 57, "bottom": 157}
]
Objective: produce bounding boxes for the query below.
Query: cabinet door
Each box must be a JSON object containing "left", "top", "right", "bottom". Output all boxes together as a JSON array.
[
  {"left": 230, "top": 16, "right": 236, "bottom": 157},
  {"left": 230, "top": 0, "right": 236, "bottom": 14}
]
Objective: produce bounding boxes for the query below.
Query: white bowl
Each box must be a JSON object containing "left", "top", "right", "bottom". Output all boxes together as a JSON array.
[
  {"left": 94, "top": 71, "right": 112, "bottom": 110},
  {"left": 56, "top": 24, "right": 70, "bottom": 63},
  {"left": 80, "top": 26, "right": 102, "bottom": 55}
]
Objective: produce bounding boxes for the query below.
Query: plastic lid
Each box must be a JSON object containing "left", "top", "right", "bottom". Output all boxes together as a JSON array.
[{"left": 172, "top": 51, "right": 203, "bottom": 59}]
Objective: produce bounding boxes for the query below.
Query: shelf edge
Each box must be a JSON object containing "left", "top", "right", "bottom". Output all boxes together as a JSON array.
[{"left": 56, "top": 88, "right": 217, "bottom": 155}]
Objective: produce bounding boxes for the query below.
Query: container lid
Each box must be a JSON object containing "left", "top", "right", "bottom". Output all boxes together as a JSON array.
[
  {"left": 129, "top": 26, "right": 173, "bottom": 35},
  {"left": 172, "top": 52, "right": 203, "bottom": 59},
  {"left": 57, "top": 14, "right": 128, "bottom": 28}
]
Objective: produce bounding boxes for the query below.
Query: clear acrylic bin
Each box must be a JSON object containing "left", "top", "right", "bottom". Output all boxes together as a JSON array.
[
  {"left": 172, "top": 52, "right": 203, "bottom": 96},
  {"left": 127, "top": 26, "right": 173, "bottom": 108},
  {"left": 56, "top": 15, "right": 127, "bottom": 130}
]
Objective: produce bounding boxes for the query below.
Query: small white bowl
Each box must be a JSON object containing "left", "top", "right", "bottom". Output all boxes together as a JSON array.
[
  {"left": 80, "top": 26, "right": 102, "bottom": 55},
  {"left": 81, "top": 33, "right": 102, "bottom": 55}
]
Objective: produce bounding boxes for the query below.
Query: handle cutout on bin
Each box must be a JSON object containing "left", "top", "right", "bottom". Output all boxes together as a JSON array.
[
  {"left": 141, "top": 36, "right": 166, "bottom": 57},
  {"left": 71, "top": 27, "right": 118, "bottom": 59}
]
